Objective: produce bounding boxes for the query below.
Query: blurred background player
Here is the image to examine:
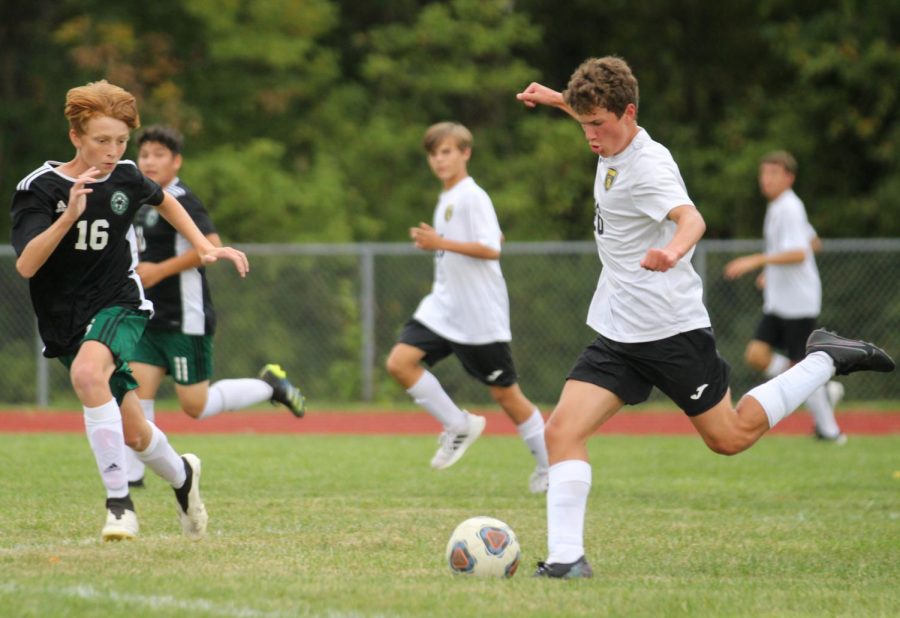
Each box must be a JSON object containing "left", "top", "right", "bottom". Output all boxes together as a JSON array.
[
  {"left": 385, "top": 122, "right": 549, "bottom": 493},
  {"left": 517, "top": 57, "right": 894, "bottom": 578},
  {"left": 724, "top": 151, "right": 845, "bottom": 443},
  {"left": 124, "top": 125, "right": 305, "bottom": 487},
  {"left": 10, "top": 81, "right": 249, "bottom": 540}
]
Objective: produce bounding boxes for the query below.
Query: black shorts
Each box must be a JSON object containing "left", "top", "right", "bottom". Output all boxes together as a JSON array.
[
  {"left": 752, "top": 314, "right": 817, "bottom": 361},
  {"left": 398, "top": 319, "right": 518, "bottom": 387},
  {"left": 567, "top": 327, "right": 731, "bottom": 416}
]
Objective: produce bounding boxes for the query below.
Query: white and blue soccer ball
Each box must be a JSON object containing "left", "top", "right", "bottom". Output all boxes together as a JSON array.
[{"left": 445, "top": 516, "right": 521, "bottom": 577}]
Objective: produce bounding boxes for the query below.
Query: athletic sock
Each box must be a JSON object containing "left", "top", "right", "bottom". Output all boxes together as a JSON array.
[
  {"left": 124, "top": 399, "right": 155, "bottom": 483},
  {"left": 546, "top": 459, "right": 592, "bottom": 564},
  {"left": 806, "top": 385, "right": 842, "bottom": 438},
  {"left": 133, "top": 421, "right": 187, "bottom": 488},
  {"left": 199, "top": 378, "right": 274, "bottom": 419},
  {"left": 746, "top": 351, "right": 835, "bottom": 428},
  {"left": 764, "top": 353, "right": 791, "bottom": 378},
  {"left": 84, "top": 399, "right": 128, "bottom": 499},
  {"left": 517, "top": 408, "right": 549, "bottom": 469},
  {"left": 406, "top": 370, "right": 468, "bottom": 433}
]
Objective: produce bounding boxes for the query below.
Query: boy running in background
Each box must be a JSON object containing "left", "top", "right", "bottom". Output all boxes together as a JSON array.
[
  {"left": 124, "top": 125, "right": 305, "bottom": 487},
  {"left": 385, "top": 122, "right": 550, "bottom": 493},
  {"left": 10, "top": 81, "right": 249, "bottom": 541}
]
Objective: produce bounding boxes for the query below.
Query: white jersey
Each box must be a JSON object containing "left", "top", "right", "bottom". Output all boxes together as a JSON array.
[
  {"left": 587, "top": 128, "right": 711, "bottom": 343},
  {"left": 413, "top": 176, "right": 511, "bottom": 344},
  {"left": 762, "top": 189, "right": 821, "bottom": 318}
]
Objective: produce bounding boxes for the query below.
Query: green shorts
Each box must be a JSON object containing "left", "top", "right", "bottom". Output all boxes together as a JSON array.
[
  {"left": 130, "top": 329, "right": 214, "bottom": 385},
  {"left": 58, "top": 306, "right": 150, "bottom": 405}
]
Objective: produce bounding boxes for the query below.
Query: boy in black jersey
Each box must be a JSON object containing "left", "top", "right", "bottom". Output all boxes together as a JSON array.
[
  {"left": 124, "top": 125, "right": 305, "bottom": 486},
  {"left": 10, "top": 80, "right": 249, "bottom": 541}
]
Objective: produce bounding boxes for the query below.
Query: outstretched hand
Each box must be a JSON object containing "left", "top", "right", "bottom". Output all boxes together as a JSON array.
[
  {"left": 723, "top": 255, "right": 763, "bottom": 280},
  {"left": 516, "top": 82, "right": 563, "bottom": 109},
  {"left": 201, "top": 246, "right": 249, "bottom": 277}
]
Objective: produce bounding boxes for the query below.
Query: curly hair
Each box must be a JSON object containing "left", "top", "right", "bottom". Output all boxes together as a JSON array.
[
  {"left": 64, "top": 80, "right": 140, "bottom": 135},
  {"left": 563, "top": 57, "right": 639, "bottom": 117}
]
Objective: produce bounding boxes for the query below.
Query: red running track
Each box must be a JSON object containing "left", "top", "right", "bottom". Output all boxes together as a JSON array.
[{"left": 0, "top": 409, "right": 897, "bottom": 435}]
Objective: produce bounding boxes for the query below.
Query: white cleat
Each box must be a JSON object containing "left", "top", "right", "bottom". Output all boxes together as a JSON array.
[
  {"left": 176, "top": 454, "right": 208, "bottom": 539},
  {"left": 529, "top": 467, "right": 549, "bottom": 493},
  {"left": 102, "top": 503, "right": 139, "bottom": 542},
  {"left": 430, "top": 412, "right": 486, "bottom": 470}
]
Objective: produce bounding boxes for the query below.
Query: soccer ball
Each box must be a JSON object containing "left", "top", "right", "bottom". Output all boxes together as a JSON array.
[{"left": 445, "top": 516, "right": 521, "bottom": 577}]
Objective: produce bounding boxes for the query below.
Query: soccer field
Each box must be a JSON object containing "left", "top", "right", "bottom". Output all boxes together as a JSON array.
[{"left": 1, "top": 432, "right": 898, "bottom": 617}]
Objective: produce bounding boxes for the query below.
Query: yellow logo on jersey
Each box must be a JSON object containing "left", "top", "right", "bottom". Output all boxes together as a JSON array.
[
  {"left": 604, "top": 168, "right": 618, "bottom": 191},
  {"left": 444, "top": 204, "right": 454, "bottom": 222}
]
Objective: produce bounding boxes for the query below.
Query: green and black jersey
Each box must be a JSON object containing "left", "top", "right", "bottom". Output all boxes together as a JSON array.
[
  {"left": 11, "top": 160, "right": 163, "bottom": 357},
  {"left": 134, "top": 178, "right": 217, "bottom": 336}
]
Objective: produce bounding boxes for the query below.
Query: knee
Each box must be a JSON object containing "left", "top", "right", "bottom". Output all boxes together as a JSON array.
[
  {"left": 543, "top": 417, "right": 573, "bottom": 452},
  {"left": 70, "top": 363, "right": 107, "bottom": 398},
  {"left": 744, "top": 345, "right": 769, "bottom": 372},
  {"left": 703, "top": 435, "right": 745, "bottom": 456},
  {"left": 385, "top": 351, "right": 415, "bottom": 382},
  {"left": 124, "top": 430, "right": 147, "bottom": 451}
]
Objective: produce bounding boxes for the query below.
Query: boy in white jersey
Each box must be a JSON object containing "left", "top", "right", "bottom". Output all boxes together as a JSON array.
[
  {"left": 10, "top": 81, "right": 249, "bottom": 541},
  {"left": 724, "top": 151, "right": 844, "bottom": 443},
  {"left": 517, "top": 57, "right": 894, "bottom": 578},
  {"left": 385, "top": 122, "right": 550, "bottom": 493},
  {"left": 123, "top": 125, "right": 306, "bottom": 487}
]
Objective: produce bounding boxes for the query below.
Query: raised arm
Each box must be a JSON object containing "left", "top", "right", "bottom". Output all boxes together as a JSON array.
[
  {"left": 640, "top": 205, "right": 706, "bottom": 272},
  {"left": 155, "top": 192, "right": 248, "bottom": 277},
  {"left": 516, "top": 83, "right": 579, "bottom": 120}
]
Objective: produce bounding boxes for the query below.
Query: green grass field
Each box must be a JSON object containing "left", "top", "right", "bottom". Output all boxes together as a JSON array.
[{"left": 1, "top": 432, "right": 898, "bottom": 617}]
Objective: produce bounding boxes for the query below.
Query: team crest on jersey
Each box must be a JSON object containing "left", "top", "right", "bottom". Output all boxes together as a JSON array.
[
  {"left": 444, "top": 204, "right": 454, "bottom": 222},
  {"left": 110, "top": 191, "right": 129, "bottom": 214},
  {"left": 604, "top": 168, "right": 618, "bottom": 191},
  {"left": 144, "top": 208, "right": 159, "bottom": 227}
]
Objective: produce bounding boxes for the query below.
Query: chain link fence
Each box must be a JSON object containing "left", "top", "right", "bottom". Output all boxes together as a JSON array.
[{"left": 2, "top": 240, "right": 898, "bottom": 407}]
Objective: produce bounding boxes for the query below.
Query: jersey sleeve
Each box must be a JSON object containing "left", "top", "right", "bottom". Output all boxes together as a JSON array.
[
  {"left": 771, "top": 201, "right": 810, "bottom": 253},
  {"left": 630, "top": 155, "right": 692, "bottom": 222},
  {"left": 179, "top": 193, "right": 217, "bottom": 236},
  {"left": 463, "top": 191, "right": 502, "bottom": 251},
  {"left": 10, "top": 190, "right": 53, "bottom": 256}
]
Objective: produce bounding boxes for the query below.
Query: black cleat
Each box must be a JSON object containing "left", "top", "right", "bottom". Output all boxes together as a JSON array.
[
  {"left": 128, "top": 477, "right": 145, "bottom": 488},
  {"left": 259, "top": 364, "right": 306, "bottom": 417},
  {"left": 805, "top": 329, "right": 895, "bottom": 376},
  {"left": 533, "top": 556, "right": 594, "bottom": 579}
]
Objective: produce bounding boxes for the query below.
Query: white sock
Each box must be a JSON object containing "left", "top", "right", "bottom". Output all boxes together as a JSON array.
[
  {"left": 84, "top": 399, "right": 128, "bottom": 499},
  {"left": 546, "top": 459, "right": 592, "bottom": 564},
  {"left": 516, "top": 409, "right": 549, "bottom": 469},
  {"left": 746, "top": 352, "right": 835, "bottom": 428},
  {"left": 764, "top": 353, "right": 791, "bottom": 378},
  {"left": 133, "top": 421, "right": 187, "bottom": 488},
  {"left": 199, "top": 378, "right": 274, "bottom": 419},
  {"left": 406, "top": 370, "right": 468, "bottom": 432},
  {"left": 806, "top": 385, "right": 842, "bottom": 438},
  {"left": 124, "top": 399, "right": 156, "bottom": 483}
]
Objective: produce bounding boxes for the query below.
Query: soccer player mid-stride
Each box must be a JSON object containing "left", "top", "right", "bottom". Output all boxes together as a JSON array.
[
  {"left": 385, "top": 122, "right": 550, "bottom": 493},
  {"left": 123, "top": 125, "right": 305, "bottom": 488},
  {"left": 516, "top": 57, "right": 895, "bottom": 578},
  {"left": 11, "top": 81, "right": 249, "bottom": 541}
]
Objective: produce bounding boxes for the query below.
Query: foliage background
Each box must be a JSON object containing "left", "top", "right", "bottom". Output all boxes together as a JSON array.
[{"left": 2, "top": 0, "right": 898, "bottom": 244}]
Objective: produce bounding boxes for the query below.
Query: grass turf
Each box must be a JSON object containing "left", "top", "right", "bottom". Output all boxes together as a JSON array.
[{"left": 1, "top": 432, "right": 897, "bottom": 617}]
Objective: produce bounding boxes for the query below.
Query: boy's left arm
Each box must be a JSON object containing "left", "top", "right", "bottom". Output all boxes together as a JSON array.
[
  {"left": 410, "top": 222, "right": 500, "bottom": 260},
  {"left": 155, "top": 192, "right": 248, "bottom": 276},
  {"left": 640, "top": 204, "right": 705, "bottom": 272}
]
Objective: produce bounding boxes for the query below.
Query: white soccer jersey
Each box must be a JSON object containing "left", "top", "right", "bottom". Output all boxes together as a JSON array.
[
  {"left": 586, "top": 128, "right": 711, "bottom": 343},
  {"left": 762, "top": 189, "right": 821, "bottom": 318},
  {"left": 413, "top": 176, "right": 511, "bottom": 344}
]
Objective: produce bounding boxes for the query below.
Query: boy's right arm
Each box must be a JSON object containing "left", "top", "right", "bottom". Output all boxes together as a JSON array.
[{"left": 516, "top": 83, "right": 578, "bottom": 119}]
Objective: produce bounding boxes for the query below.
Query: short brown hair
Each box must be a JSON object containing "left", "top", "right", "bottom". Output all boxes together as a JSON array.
[
  {"left": 64, "top": 80, "right": 141, "bottom": 135},
  {"left": 760, "top": 150, "right": 798, "bottom": 175},
  {"left": 563, "top": 56, "right": 639, "bottom": 117},
  {"left": 423, "top": 122, "right": 473, "bottom": 154},
  {"left": 137, "top": 125, "right": 184, "bottom": 155}
]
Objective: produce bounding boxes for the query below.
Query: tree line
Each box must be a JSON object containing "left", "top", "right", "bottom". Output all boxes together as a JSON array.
[{"left": 2, "top": 0, "right": 897, "bottom": 244}]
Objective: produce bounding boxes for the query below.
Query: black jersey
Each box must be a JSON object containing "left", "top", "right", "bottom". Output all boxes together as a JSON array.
[
  {"left": 134, "top": 178, "right": 217, "bottom": 335},
  {"left": 10, "top": 160, "right": 163, "bottom": 357}
]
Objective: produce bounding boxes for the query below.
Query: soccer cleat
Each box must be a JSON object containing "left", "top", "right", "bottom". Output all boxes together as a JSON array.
[
  {"left": 128, "top": 477, "right": 145, "bottom": 489},
  {"left": 174, "top": 454, "right": 208, "bottom": 539},
  {"left": 529, "top": 466, "right": 549, "bottom": 493},
  {"left": 805, "top": 329, "right": 895, "bottom": 376},
  {"left": 825, "top": 380, "right": 845, "bottom": 409},
  {"left": 102, "top": 496, "right": 138, "bottom": 542},
  {"left": 430, "top": 412, "right": 486, "bottom": 470},
  {"left": 814, "top": 427, "right": 848, "bottom": 445},
  {"left": 259, "top": 364, "right": 306, "bottom": 417},
  {"left": 533, "top": 556, "right": 594, "bottom": 579}
]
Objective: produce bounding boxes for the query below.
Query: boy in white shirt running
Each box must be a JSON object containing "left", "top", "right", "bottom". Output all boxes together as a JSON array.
[
  {"left": 517, "top": 57, "right": 894, "bottom": 578},
  {"left": 385, "top": 122, "right": 550, "bottom": 493}
]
